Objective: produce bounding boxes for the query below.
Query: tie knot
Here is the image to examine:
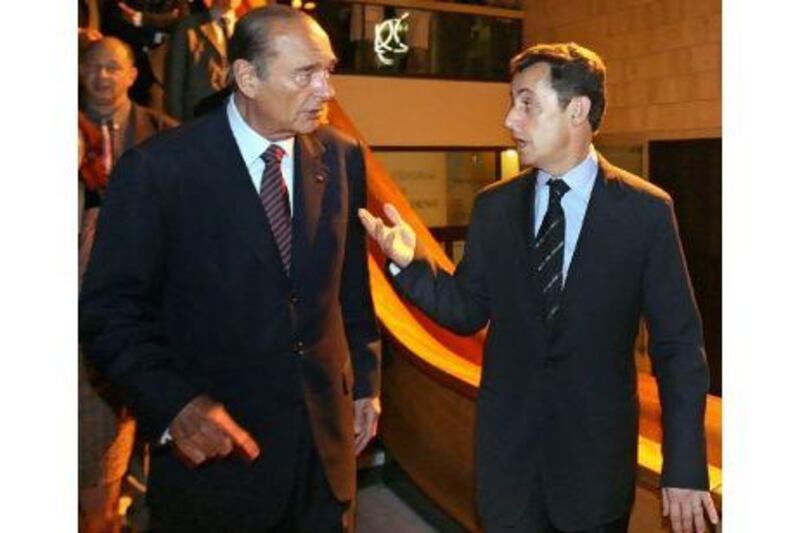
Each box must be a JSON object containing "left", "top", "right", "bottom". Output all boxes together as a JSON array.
[
  {"left": 261, "top": 145, "right": 286, "bottom": 165},
  {"left": 548, "top": 179, "right": 570, "bottom": 201}
]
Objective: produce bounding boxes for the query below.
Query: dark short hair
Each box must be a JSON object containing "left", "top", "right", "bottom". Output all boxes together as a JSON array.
[
  {"left": 227, "top": 4, "right": 312, "bottom": 86},
  {"left": 510, "top": 42, "right": 606, "bottom": 132},
  {"left": 79, "top": 36, "right": 136, "bottom": 67}
]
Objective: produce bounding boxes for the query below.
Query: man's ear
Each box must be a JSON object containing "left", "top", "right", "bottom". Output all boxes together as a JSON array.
[
  {"left": 232, "top": 59, "right": 259, "bottom": 98},
  {"left": 568, "top": 95, "right": 591, "bottom": 126},
  {"left": 126, "top": 65, "right": 139, "bottom": 89}
]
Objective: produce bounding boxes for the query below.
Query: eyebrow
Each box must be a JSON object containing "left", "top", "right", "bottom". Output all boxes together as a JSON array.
[{"left": 511, "top": 88, "right": 533, "bottom": 98}]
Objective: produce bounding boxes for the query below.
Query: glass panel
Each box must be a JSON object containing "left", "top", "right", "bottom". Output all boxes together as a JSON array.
[
  {"left": 313, "top": 2, "right": 522, "bottom": 81},
  {"left": 372, "top": 150, "right": 499, "bottom": 227}
]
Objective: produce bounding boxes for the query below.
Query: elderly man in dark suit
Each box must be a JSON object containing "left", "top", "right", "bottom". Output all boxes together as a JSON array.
[
  {"left": 80, "top": 5, "right": 381, "bottom": 532},
  {"left": 360, "top": 43, "right": 718, "bottom": 533}
]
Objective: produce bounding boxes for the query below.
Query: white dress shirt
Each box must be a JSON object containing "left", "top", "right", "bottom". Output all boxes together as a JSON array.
[
  {"left": 226, "top": 95, "right": 296, "bottom": 215},
  {"left": 534, "top": 146, "right": 598, "bottom": 286}
]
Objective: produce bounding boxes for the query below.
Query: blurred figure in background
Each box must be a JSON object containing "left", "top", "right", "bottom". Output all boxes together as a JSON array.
[
  {"left": 78, "top": 36, "right": 178, "bottom": 533},
  {"left": 101, "top": 0, "right": 193, "bottom": 108},
  {"left": 79, "top": 37, "right": 178, "bottom": 176},
  {"left": 165, "top": 0, "right": 241, "bottom": 120}
]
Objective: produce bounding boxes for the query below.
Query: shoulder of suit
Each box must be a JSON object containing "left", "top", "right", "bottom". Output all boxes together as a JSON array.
[
  {"left": 314, "top": 125, "right": 361, "bottom": 151},
  {"left": 474, "top": 168, "right": 534, "bottom": 201},
  {"left": 597, "top": 155, "right": 672, "bottom": 205},
  {"left": 133, "top": 104, "right": 180, "bottom": 131},
  {"left": 128, "top": 108, "right": 216, "bottom": 158}
]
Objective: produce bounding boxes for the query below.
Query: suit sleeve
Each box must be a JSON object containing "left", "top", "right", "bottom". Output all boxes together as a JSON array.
[
  {"left": 391, "top": 195, "right": 490, "bottom": 336},
  {"left": 642, "top": 198, "right": 710, "bottom": 490},
  {"left": 165, "top": 20, "right": 189, "bottom": 122},
  {"left": 79, "top": 148, "right": 198, "bottom": 441},
  {"left": 340, "top": 142, "right": 381, "bottom": 399}
]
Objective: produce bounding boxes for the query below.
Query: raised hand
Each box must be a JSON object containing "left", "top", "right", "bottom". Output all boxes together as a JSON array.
[
  {"left": 358, "top": 203, "right": 417, "bottom": 268},
  {"left": 169, "top": 395, "right": 260, "bottom": 466}
]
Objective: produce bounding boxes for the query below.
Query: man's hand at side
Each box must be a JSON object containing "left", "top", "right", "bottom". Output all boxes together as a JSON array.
[
  {"left": 169, "top": 395, "right": 260, "bottom": 466},
  {"left": 358, "top": 203, "right": 416, "bottom": 268},
  {"left": 662, "top": 487, "right": 719, "bottom": 532},
  {"left": 353, "top": 396, "right": 381, "bottom": 455}
]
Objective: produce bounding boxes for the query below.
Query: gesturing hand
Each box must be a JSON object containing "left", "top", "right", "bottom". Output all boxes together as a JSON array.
[
  {"left": 358, "top": 203, "right": 416, "bottom": 268},
  {"left": 662, "top": 487, "right": 719, "bottom": 532},
  {"left": 169, "top": 395, "right": 260, "bottom": 466}
]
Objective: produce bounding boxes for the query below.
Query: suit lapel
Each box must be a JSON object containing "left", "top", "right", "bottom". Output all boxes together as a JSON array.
[
  {"left": 198, "top": 108, "right": 288, "bottom": 276},
  {"left": 559, "top": 155, "right": 623, "bottom": 307},
  {"left": 504, "top": 170, "right": 545, "bottom": 313},
  {"left": 295, "top": 133, "right": 328, "bottom": 261}
]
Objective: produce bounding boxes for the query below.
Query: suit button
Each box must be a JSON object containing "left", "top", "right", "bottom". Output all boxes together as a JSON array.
[
  {"left": 294, "top": 341, "right": 305, "bottom": 356},
  {"left": 289, "top": 293, "right": 299, "bottom": 305}
]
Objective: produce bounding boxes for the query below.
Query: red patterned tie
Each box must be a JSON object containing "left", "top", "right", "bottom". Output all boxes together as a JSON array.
[{"left": 259, "top": 145, "right": 291, "bottom": 274}]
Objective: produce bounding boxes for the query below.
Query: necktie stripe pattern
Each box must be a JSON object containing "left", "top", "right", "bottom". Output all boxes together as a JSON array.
[
  {"left": 260, "top": 145, "right": 292, "bottom": 274},
  {"left": 534, "top": 179, "right": 570, "bottom": 327}
]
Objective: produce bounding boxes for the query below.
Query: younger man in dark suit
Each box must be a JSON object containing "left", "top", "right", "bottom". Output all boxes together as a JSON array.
[
  {"left": 80, "top": 5, "right": 381, "bottom": 532},
  {"left": 359, "top": 43, "right": 718, "bottom": 533}
]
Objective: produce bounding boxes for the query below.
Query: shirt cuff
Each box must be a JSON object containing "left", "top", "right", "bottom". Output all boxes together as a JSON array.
[{"left": 159, "top": 428, "right": 172, "bottom": 445}]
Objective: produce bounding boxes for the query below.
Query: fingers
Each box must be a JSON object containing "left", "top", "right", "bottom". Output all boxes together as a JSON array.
[
  {"left": 354, "top": 398, "right": 380, "bottom": 455},
  {"left": 702, "top": 493, "right": 719, "bottom": 525},
  {"left": 169, "top": 396, "right": 259, "bottom": 466},
  {"left": 668, "top": 497, "right": 683, "bottom": 533},
  {"left": 211, "top": 407, "right": 261, "bottom": 461},
  {"left": 662, "top": 488, "right": 670, "bottom": 517},
  {"left": 357, "top": 208, "right": 377, "bottom": 235},
  {"left": 383, "top": 203, "right": 405, "bottom": 226},
  {"left": 680, "top": 497, "right": 694, "bottom": 532},
  {"left": 691, "top": 498, "right": 706, "bottom": 533}
]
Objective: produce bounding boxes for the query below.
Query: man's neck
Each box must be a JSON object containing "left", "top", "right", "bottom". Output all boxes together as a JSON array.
[
  {"left": 544, "top": 144, "right": 591, "bottom": 178},
  {"left": 233, "top": 92, "right": 293, "bottom": 142},
  {"left": 86, "top": 98, "right": 131, "bottom": 123}
]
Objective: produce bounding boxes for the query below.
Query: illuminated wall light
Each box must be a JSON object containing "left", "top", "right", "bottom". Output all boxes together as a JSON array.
[
  {"left": 374, "top": 13, "right": 410, "bottom": 66},
  {"left": 291, "top": 0, "right": 302, "bottom": 9},
  {"left": 500, "top": 149, "right": 520, "bottom": 180},
  {"left": 304, "top": 2, "right": 316, "bottom": 9}
]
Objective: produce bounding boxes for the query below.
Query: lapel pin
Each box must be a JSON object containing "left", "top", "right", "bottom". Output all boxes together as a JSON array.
[{"left": 315, "top": 174, "right": 325, "bottom": 183}]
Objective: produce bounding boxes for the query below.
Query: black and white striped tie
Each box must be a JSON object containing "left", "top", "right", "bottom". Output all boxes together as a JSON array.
[
  {"left": 534, "top": 179, "right": 570, "bottom": 326},
  {"left": 260, "top": 145, "right": 291, "bottom": 274}
]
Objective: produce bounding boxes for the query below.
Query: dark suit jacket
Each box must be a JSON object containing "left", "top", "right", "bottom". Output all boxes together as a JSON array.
[
  {"left": 79, "top": 106, "right": 381, "bottom": 530},
  {"left": 392, "top": 155, "right": 710, "bottom": 531},
  {"left": 165, "top": 11, "right": 229, "bottom": 121}
]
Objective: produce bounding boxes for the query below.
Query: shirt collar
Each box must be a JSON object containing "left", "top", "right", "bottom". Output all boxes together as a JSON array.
[
  {"left": 227, "top": 95, "right": 294, "bottom": 168},
  {"left": 84, "top": 99, "right": 132, "bottom": 128},
  {"left": 536, "top": 145, "right": 598, "bottom": 202}
]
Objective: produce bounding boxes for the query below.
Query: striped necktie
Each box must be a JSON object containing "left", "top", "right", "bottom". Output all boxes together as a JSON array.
[
  {"left": 259, "top": 145, "right": 292, "bottom": 274},
  {"left": 534, "top": 178, "right": 570, "bottom": 326}
]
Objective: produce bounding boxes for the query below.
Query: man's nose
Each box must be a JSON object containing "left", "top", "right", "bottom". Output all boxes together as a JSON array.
[
  {"left": 314, "top": 71, "right": 335, "bottom": 100},
  {"left": 504, "top": 108, "right": 517, "bottom": 131}
]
